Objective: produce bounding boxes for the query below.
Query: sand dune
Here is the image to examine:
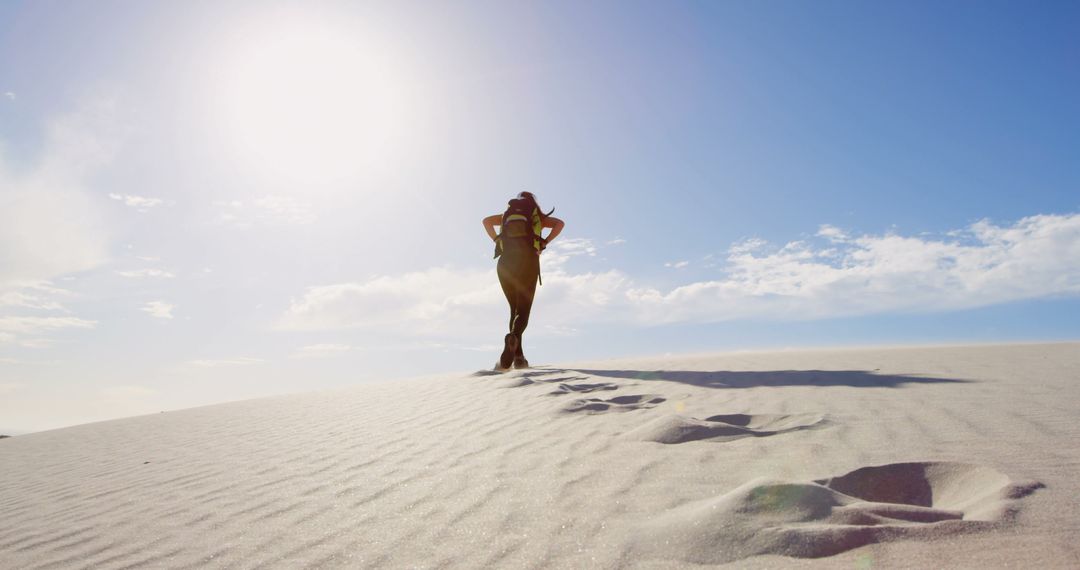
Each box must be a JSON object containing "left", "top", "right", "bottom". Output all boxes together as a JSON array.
[{"left": 1, "top": 342, "right": 1078, "bottom": 568}]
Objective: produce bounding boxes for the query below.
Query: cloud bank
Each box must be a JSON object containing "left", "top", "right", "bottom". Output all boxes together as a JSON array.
[
  {"left": 639, "top": 213, "right": 1080, "bottom": 323},
  {"left": 0, "top": 99, "right": 119, "bottom": 288},
  {"left": 0, "top": 98, "right": 129, "bottom": 351},
  {"left": 0, "top": 316, "right": 96, "bottom": 345},
  {"left": 279, "top": 213, "right": 1080, "bottom": 336}
]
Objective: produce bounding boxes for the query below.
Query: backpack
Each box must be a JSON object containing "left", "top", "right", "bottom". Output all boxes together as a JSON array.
[{"left": 493, "top": 196, "right": 553, "bottom": 259}]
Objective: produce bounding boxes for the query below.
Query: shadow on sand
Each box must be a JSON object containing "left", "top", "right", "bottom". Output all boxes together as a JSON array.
[{"left": 565, "top": 369, "right": 973, "bottom": 389}]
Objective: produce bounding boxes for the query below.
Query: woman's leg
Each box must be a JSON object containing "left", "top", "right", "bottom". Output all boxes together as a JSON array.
[
  {"left": 496, "top": 255, "right": 524, "bottom": 368},
  {"left": 501, "top": 253, "right": 539, "bottom": 359},
  {"left": 497, "top": 257, "right": 521, "bottom": 333},
  {"left": 511, "top": 270, "right": 537, "bottom": 335},
  {"left": 497, "top": 251, "right": 540, "bottom": 357}
]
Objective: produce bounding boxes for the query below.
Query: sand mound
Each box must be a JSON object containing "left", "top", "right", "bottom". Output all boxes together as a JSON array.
[
  {"left": 630, "top": 461, "right": 1042, "bottom": 564},
  {"left": 814, "top": 461, "right": 1045, "bottom": 521},
  {"left": 626, "top": 412, "right": 827, "bottom": 444}
]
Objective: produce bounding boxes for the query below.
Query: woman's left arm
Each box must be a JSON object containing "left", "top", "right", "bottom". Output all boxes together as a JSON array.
[{"left": 542, "top": 216, "right": 565, "bottom": 247}]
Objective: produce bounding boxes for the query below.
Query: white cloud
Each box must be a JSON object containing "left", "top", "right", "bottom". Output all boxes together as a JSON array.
[
  {"left": 0, "top": 283, "right": 89, "bottom": 346},
  {"left": 0, "top": 98, "right": 119, "bottom": 288},
  {"left": 550, "top": 238, "right": 598, "bottom": 257},
  {"left": 0, "top": 282, "right": 70, "bottom": 311},
  {"left": 140, "top": 301, "right": 175, "bottom": 319},
  {"left": 629, "top": 213, "right": 1080, "bottom": 323},
  {"left": 291, "top": 343, "right": 355, "bottom": 359},
  {"left": 278, "top": 267, "right": 502, "bottom": 334},
  {"left": 543, "top": 238, "right": 600, "bottom": 269},
  {"left": 213, "top": 195, "right": 315, "bottom": 227},
  {"left": 4, "top": 92, "right": 14, "bottom": 101},
  {"left": 108, "top": 193, "right": 164, "bottom": 213},
  {"left": 0, "top": 316, "right": 96, "bottom": 340},
  {"left": 816, "top": 224, "right": 849, "bottom": 242},
  {"left": 117, "top": 269, "right": 175, "bottom": 279},
  {"left": 728, "top": 238, "right": 768, "bottom": 255},
  {"left": 607, "top": 238, "right": 627, "bottom": 246},
  {"left": 188, "top": 357, "right": 264, "bottom": 367},
  {"left": 665, "top": 260, "right": 690, "bottom": 269},
  {"left": 278, "top": 213, "right": 1080, "bottom": 335},
  {"left": 278, "top": 263, "right": 632, "bottom": 338}
]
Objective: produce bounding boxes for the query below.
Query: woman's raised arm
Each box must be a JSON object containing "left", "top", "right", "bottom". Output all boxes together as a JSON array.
[
  {"left": 482, "top": 214, "right": 502, "bottom": 241},
  {"left": 542, "top": 216, "right": 565, "bottom": 247}
]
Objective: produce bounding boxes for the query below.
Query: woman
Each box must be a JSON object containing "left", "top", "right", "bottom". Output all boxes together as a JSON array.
[{"left": 482, "top": 191, "right": 565, "bottom": 370}]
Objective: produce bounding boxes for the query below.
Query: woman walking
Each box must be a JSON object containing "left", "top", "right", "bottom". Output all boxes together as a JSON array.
[{"left": 482, "top": 192, "right": 565, "bottom": 371}]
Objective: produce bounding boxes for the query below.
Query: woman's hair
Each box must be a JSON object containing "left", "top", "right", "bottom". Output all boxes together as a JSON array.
[{"left": 517, "top": 191, "right": 554, "bottom": 217}]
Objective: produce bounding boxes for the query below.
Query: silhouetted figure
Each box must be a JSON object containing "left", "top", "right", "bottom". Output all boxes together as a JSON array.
[{"left": 483, "top": 191, "right": 564, "bottom": 370}]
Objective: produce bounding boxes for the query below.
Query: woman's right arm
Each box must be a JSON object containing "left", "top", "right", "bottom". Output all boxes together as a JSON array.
[{"left": 482, "top": 214, "right": 502, "bottom": 241}]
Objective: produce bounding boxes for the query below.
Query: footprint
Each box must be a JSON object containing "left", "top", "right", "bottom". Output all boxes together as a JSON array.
[
  {"left": 517, "top": 369, "right": 566, "bottom": 379},
  {"left": 534, "top": 375, "right": 592, "bottom": 384},
  {"left": 630, "top": 461, "right": 1044, "bottom": 564},
  {"left": 502, "top": 375, "right": 593, "bottom": 388},
  {"left": 562, "top": 394, "right": 666, "bottom": 414},
  {"left": 474, "top": 368, "right": 573, "bottom": 382},
  {"left": 546, "top": 382, "right": 619, "bottom": 396},
  {"left": 626, "top": 413, "right": 826, "bottom": 444},
  {"left": 506, "top": 369, "right": 580, "bottom": 382}
]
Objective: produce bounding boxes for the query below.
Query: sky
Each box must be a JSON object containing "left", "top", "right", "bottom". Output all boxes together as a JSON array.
[{"left": 1, "top": 0, "right": 1078, "bottom": 432}]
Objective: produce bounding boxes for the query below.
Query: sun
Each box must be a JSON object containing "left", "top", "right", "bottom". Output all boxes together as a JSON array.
[{"left": 214, "top": 13, "right": 409, "bottom": 187}]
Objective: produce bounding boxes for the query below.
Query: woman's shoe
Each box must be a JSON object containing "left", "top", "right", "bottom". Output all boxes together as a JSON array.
[{"left": 498, "top": 333, "right": 519, "bottom": 371}]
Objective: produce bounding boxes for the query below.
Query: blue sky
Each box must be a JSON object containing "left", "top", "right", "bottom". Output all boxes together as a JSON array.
[{"left": 1, "top": 0, "right": 1078, "bottom": 432}]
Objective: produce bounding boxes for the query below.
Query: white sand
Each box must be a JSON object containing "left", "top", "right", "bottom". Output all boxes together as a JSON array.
[{"left": 2, "top": 342, "right": 1078, "bottom": 568}]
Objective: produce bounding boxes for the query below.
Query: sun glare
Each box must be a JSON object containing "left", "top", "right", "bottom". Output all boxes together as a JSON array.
[{"left": 215, "top": 14, "right": 411, "bottom": 187}]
